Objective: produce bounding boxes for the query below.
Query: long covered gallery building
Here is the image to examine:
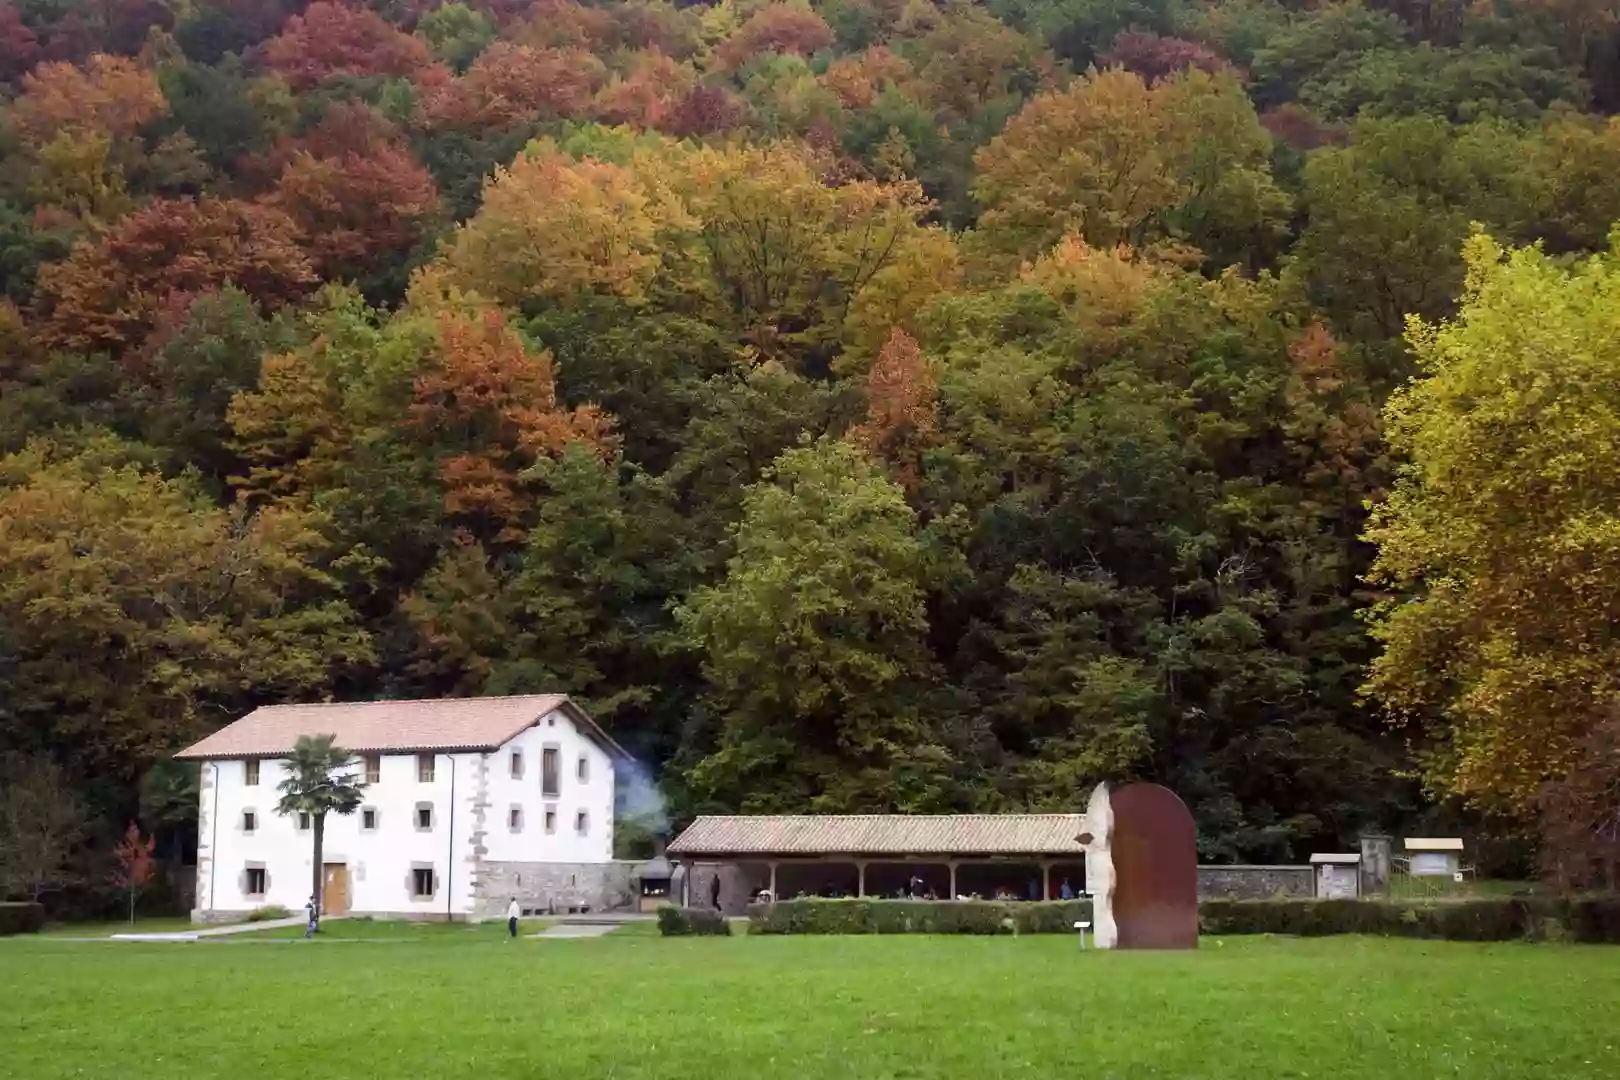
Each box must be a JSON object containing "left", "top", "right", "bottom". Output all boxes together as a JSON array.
[{"left": 666, "top": 815, "right": 1089, "bottom": 914}]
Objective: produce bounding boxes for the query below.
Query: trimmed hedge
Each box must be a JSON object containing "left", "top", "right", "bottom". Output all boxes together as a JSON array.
[
  {"left": 1199, "top": 896, "right": 1620, "bottom": 943},
  {"left": 742, "top": 896, "right": 1620, "bottom": 942},
  {"left": 657, "top": 905, "right": 732, "bottom": 936},
  {"left": 747, "top": 899, "right": 1094, "bottom": 935},
  {"left": 0, "top": 901, "right": 45, "bottom": 936}
]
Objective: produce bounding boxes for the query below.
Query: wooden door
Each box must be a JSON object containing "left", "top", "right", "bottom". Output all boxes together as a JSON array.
[{"left": 322, "top": 863, "right": 349, "bottom": 915}]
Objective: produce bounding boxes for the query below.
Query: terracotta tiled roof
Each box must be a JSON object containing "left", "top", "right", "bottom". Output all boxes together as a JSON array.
[
  {"left": 667, "top": 815, "right": 1086, "bottom": 857},
  {"left": 176, "top": 694, "right": 629, "bottom": 760}
]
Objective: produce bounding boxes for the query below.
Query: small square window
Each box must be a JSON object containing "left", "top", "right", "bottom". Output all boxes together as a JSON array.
[
  {"left": 244, "top": 760, "right": 260, "bottom": 786},
  {"left": 242, "top": 810, "right": 257, "bottom": 834},
  {"left": 363, "top": 755, "right": 380, "bottom": 785},
  {"left": 245, "top": 867, "right": 266, "bottom": 896},
  {"left": 508, "top": 806, "right": 523, "bottom": 832},
  {"left": 415, "top": 804, "right": 433, "bottom": 831},
  {"left": 361, "top": 808, "right": 378, "bottom": 831},
  {"left": 544, "top": 809, "right": 556, "bottom": 834},
  {"left": 298, "top": 811, "right": 311, "bottom": 831},
  {"left": 510, "top": 750, "right": 523, "bottom": 779},
  {"left": 576, "top": 755, "right": 589, "bottom": 783},
  {"left": 411, "top": 867, "right": 434, "bottom": 898},
  {"left": 417, "top": 754, "right": 435, "bottom": 783},
  {"left": 575, "top": 811, "right": 588, "bottom": 836}
]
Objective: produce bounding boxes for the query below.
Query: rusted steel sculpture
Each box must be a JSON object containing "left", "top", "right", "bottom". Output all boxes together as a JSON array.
[{"left": 1077, "top": 782, "right": 1198, "bottom": 950}]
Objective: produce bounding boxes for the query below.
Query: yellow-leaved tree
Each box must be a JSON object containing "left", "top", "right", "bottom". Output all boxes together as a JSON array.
[{"left": 1364, "top": 230, "right": 1620, "bottom": 813}]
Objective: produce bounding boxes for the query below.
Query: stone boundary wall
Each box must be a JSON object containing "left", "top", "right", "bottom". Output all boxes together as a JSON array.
[
  {"left": 474, "top": 860, "right": 637, "bottom": 918},
  {"left": 1197, "top": 864, "right": 1314, "bottom": 899}
]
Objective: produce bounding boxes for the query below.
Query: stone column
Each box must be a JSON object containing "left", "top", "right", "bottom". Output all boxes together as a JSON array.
[
  {"left": 948, "top": 861, "right": 957, "bottom": 898},
  {"left": 768, "top": 861, "right": 778, "bottom": 900},
  {"left": 1041, "top": 862, "right": 1052, "bottom": 901},
  {"left": 1359, "top": 835, "right": 1391, "bottom": 897},
  {"left": 856, "top": 861, "right": 867, "bottom": 897}
]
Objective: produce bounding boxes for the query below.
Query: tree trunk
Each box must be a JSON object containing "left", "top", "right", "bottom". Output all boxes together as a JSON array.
[
  {"left": 311, "top": 814, "right": 325, "bottom": 920},
  {"left": 128, "top": 889, "right": 135, "bottom": 925}
]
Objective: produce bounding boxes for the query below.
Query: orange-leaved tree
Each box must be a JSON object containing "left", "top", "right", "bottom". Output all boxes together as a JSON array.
[
  {"left": 409, "top": 310, "right": 617, "bottom": 543},
  {"left": 420, "top": 42, "right": 606, "bottom": 129},
  {"left": 848, "top": 328, "right": 939, "bottom": 491},
  {"left": 260, "top": 1, "right": 438, "bottom": 89},
  {"left": 8, "top": 54, "right": 167, "bottom": 146},
  {"left": 33, "top": 197, "right": 317, "bottom": 355},
  {"left": 109, "top": 822, "right": 155, "bottom": 925}
]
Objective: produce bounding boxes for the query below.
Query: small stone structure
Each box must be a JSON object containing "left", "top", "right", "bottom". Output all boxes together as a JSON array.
[
  {"left": 1359, "top": 835, "right": 1392, "bottom": 896},
  {"left": 1309, "top": 854, "right": 1361, "bottom": 899}
]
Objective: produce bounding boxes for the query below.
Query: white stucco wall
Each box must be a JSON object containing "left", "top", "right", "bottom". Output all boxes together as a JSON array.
[
  {"left": 481, "top": 711, "right": 615, "bottom": 864},
  {"left": 193, "top": 707, "right": 616, "bottom": 920}
]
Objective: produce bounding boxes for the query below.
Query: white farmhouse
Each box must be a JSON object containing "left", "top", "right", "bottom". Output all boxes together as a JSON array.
[{"left": 178, "top": 694, "right": 632, "bottom": 923}]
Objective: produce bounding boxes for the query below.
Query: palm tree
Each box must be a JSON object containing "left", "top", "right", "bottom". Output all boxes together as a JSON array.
[{"left": 276, "top": 734, "right": 364, "bottom": 918}]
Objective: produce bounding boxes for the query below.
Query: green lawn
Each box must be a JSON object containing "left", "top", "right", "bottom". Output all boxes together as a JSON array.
[{"left": 3, "top": 934, "right": 1617, "bottom": 1079}]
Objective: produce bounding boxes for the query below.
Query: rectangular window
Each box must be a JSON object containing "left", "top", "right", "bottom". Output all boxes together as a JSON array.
[
  {"left": 411, "top": 868, "right": 434, "bottom": 899},
  {"left": 417, "top": 754, "right": 435, "bottom": 783},
  {"left": 245, "top": 867, "right": 266, "bottom": 896},
  {"left": 415, "top": 803, "right": 433, "bottom": 831},
  {"left": 575, "top": 810, "right": 588, "bottom": 836},
  {"left": 544, "top": 809, "right": 556, "bottom": 834},
  {"left": 363, "top": 754, "right": 380, "bottom": 785},
  {"left": 510, "top": 750, "right": 523, "bottom": 779},
  {"left": 361, "top": 808, "right": 378, "bottom": 831},
  {"left": 244, "top": 760, "right": 260, "bottom": 786},
  {"left": 576, "top": 755, "right": 589, "bottom": 783},
  {"left": 298, "top": 811, "right": 311, "bottom": 831},
  {"left": 508, "top": 806, "right": 523, "bottom": 832},
  {"left": 242, "top": 810, "right": 257, "bottom": 834},
  {"left": 541, "top": 747, "right": 560, "bottom": 797}
]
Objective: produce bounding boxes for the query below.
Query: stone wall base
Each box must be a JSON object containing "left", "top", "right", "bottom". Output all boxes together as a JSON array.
[
  {"left": 473, "top": 861, "right": 636, "bottom": 918},
  {"left": 1197, "top": 864, "right": 1315, "bottom": 899}
]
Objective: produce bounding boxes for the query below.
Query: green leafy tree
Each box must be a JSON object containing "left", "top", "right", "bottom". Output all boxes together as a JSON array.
[
  {"left": 275, "top": 733, "right": 364, "bottom": 916},
  {"left": 675, "top": 437, "right": 958, "bottom": 813}
]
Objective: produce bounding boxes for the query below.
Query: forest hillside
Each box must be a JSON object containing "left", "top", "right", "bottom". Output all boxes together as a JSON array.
[{"left": 3, "top": 0, "right": 1619, "bottom": 907}]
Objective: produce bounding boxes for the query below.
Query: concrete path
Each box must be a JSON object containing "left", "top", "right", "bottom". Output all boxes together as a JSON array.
[
  {"left": 528, "top": 923, "right": 618, "bottom": 939},
  {"left": 109, "top": 915, "right": 339, "bottom": 941}
]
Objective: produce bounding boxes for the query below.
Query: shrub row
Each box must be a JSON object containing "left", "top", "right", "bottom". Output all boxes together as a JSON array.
[
  {"left": 657, "top": 905, "right": 732, "bottom": 936},
  {"left": 1199, "top": 896, "right": 1620, "bottom": 943},
  {"left": 0, "top": 901, "right": 45, "bottom": 935},
  {"left": 737, "top": 896, "right": 1620, "bottom": 943},
  {"left": 747, "top": 899, "right": 1095, "bottom": 935}
]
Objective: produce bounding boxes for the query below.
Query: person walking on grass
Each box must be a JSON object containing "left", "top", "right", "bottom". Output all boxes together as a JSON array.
[
  {"left": 507, "top": 897, "right": 521, "bottom": 939},
  {"left": 304, "top": 895, "right": 318, "bottom": 939}
]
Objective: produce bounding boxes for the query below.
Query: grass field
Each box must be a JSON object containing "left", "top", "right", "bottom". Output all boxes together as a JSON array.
[{"left": 3, "top": 933, "right": 1618, "bottom": 1079}]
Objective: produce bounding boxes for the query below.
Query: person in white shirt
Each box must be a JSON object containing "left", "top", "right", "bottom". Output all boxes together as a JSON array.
[{"left": 507, "top": 897, "right": 521, "bottom": 939}]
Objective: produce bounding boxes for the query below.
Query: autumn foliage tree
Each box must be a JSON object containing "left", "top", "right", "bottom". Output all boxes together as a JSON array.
[
  {"left": 442, "top": 145, "right": 683, "bottom": 308},
  {"left": 1365, "top": 232, "right": 1620, "bottom": 812},
  {"left": 109, "top": 822, "right": 155, "bottom": 924},
  {"left": 849, "top": 327, "right": 938, "bottom": 489},
  {"left": 8, "top": 54, "right": 167, "bottom": 145},
  {"left": 409, "top": 310, "right": 616, "bottom": 542},
  {"left": 33, "top": 197, "right": 316, "bottom": 354},
  {"left": 972, "top": 67, "right": 1288, "bottom": 269},
  {"left": 260, "top": 1, "right": 437, "bottom": 89},
  {"left": 715, "top": 4, "right": 834, "bottom": 72},
  {"left": 266, "top": 115, "right": 441, "bottom": 289},
  {"left": 421, "top": 41, "right": 605, "bottom": 128}
]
